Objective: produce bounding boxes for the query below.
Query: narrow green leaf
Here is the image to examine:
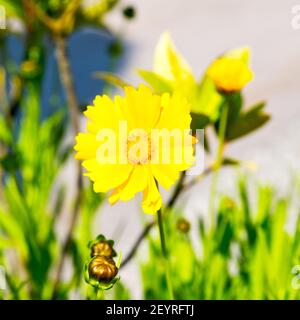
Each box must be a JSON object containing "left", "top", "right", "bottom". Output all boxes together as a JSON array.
[
  {"left": 190, "top": 113, "right": 210, "bottom": 130},
  {"left": 222, "top": 157, "right": 240, "bottom": 166},
  {"left": 93, "top": 72, "right": 130, "bottom": 89},
  {"left": 193, "top": 76, "right": 223, "bottom": 121},
  {"left": 0, "top": 114, "right": 12, "bottom": 145},
  {"left": 137, "top": 69, "right": 173, "bottom": 94},
  {"left": 226, "top": 102, "right": 270, "bottom": 141}
]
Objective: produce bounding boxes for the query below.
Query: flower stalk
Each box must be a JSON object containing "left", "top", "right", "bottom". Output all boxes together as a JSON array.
[
  {"left": 157, "top": 208, "right": 174, "bottom": 300},
  {"left": 208, "top": 100, "right": 229, "bottom": 229}
]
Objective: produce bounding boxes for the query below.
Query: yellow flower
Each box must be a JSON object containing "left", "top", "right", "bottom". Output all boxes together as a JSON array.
[
  {"left": 207, "top": 47, "right": 254, "bottom": 93},
  {"left": 74, "top": 85, "right": 194, "bottom": 214}
]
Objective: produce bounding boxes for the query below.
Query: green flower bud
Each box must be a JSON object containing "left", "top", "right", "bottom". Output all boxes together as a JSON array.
[{"left": 176, "top": 217, "right": 191, "bottom": 234}]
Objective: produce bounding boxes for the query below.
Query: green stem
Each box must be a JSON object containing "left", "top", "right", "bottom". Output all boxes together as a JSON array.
[
  {"left": 208, "top": 102, "right": 229, "bottom": 230},
  {"left": 157, "top": 209, "right": 174, "bottom": 300},
  {"left": 96, "top": 288, "right": 105, "bottom": 300}
]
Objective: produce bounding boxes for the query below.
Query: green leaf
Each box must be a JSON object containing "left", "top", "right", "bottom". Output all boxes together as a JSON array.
[
  {"left": 226, "top": 92, "right": 243, "bottom": 126},
  {"left": 193, "top": 76, "right": 223, "bottom": 120},
  {"left": 222, "top": 157, "right": 240, "bottom": 166},
  {"left": 226, "top": 102, "right": 270, "bottom": 141},
  {"left": 0, "top": 0, "right": 23, "bottom": 19},
  {"left": 153, "top": 32, "right": 193, "bottom": 82},
  {"left": 190, "top": 113, "right": 210, "bottom": 130},
  {"left": 0, "top": 114, "right": 12, "bottom": 145},
  {"left": 0, "top": 151, "right": 22, "bottom": 172},
  {"left": 94, "top": 72, "right": 130, "bottom": 89},
  {"left": 0, "top": 206, "right": 28, "bottom": 258},
  {"left": 137, "top": 69, "right": 173, "bottom": 94}
]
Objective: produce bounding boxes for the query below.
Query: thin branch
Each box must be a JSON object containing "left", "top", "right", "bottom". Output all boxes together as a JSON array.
[
  {"left": 51, "top": 34, "right": 82, "bottom": 299},
  {"left": 165, "top": 171, "right": 186, "bottom": 209},
  {"left": 54, "top": 35, "right": 80, "bottom": 134},
  {"left": 120, "top": 221, "right": 155, "bottom": 268},
  {"left": 181, "top": 166, "right": 214, "bottom": 193}
]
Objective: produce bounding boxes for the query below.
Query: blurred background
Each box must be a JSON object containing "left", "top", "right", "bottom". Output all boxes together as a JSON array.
[{"left": 1, "top": 0, "right": 300, "bottom": 300}]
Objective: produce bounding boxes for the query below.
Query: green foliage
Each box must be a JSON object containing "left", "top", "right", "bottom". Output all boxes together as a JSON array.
[
  {"left": 94, "top": 72, "right": 130, "bottom": 89},
  {"left": 141, "top": 178, "right": 300, "bottom": 300},
  {"left": 0, "top": 0, "right": 134, "bottom": 300},
  {"left": 0, "top": 88, "right": 65, "bottom": 298},
  {"left": 138, "top": 70, "right": 173, "bottom": 94},
  {"left": 0, "top": 72, "right": 108, "bottom": 300},
  {"left": 0, "top": 0, "right": 23, "bottom": 19},
  {"left": 226, "top": 102, "right": 270, "bottom": 141}
]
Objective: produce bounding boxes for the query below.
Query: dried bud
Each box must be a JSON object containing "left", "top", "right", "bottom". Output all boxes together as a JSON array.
[
  {"left": 176, "top": 217, "right": 191, "bottom": 234},
  {"left": 85, "top": 234, "right": 120, "bottom": 290},
  {"left": 91, "top": 241, "right": 114, "bottom": 258},
  {"left": 88, "top": 256, "right": 118, "bottom": 283},
  {"left": 88, "top": 234, "right": 117, "bottom": 258}
]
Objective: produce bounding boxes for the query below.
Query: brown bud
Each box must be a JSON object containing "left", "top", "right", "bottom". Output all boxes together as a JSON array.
[
  {"left": 91, "top": 241, "right": 114, "bottom": 258},
  {"left": 88, "top": 256, "right": 118, "bottom": 283},
  {"left": 176, "top": 217, "right": 191, "bottom": 234}
]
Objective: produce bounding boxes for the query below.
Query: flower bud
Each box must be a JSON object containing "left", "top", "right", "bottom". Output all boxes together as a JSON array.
[
  {"left": 176, "top": 217, "right": 191, "bottom": 234},
  {"left": 91, "top": 241, "right": 114, "bottom": 258},
  {"left": 207, "top": 47, "right": 253, "bottom": 93},
  {"left": 88, "top": 234, "right": 117, "bottom": 258},
  {"left": 88, "top": 256, "right": 118, "bottom": 283}
]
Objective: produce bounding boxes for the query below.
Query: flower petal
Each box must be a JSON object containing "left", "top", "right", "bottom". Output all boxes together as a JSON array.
[
  {"left": 121, "top": 85, "right": 162, "bottom": 131},
  {"left": 142, "top": 175, "right": 162, "bottom": 214},
  {"left": 109, "top": 165, "right": 149, "bottom": 203},
  {"left": 151, "top": 164, "right": 179, "bottom": 190},
  {"left": 156, "top": 93, "right": 191, "bottom": 130},
  {"left": 84, "top": 95, "right": 123, "bottom": 132},
  {"left": 74, "top": 133, "right": 99, "bottom": 160},
  {"left": 83, "top": 159, "right": 133, "bottom": 193}
]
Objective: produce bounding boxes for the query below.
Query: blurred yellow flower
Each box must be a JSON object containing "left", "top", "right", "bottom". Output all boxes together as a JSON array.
[
  {"left": 207, "top": 47, "right": 254, "bottom": 93},
  {"left": 74, "top": 85, "right": 194, "bottom": 214}
]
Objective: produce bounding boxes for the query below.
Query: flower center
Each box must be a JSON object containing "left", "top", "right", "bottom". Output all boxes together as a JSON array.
[{"left": 127, "top": 130, "right": 154, "bottom": 165}]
